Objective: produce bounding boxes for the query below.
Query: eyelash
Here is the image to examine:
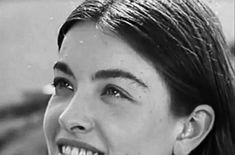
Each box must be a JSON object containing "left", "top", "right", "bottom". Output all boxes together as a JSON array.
[
  {"left": 101, "top": 84, "right": 132, "bottom": 101},
  {"left": 52, "top": 77, "right": 74, "bottom": 92}
]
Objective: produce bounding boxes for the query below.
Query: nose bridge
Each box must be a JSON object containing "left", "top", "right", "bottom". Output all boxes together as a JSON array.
[{"left": 59, "top": 91, "right": 94, "bottom": 133}]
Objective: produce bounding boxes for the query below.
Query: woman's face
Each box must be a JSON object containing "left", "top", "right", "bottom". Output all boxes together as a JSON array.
[{"left": 43, "top": 23, "right": 181, "bottom": 155}]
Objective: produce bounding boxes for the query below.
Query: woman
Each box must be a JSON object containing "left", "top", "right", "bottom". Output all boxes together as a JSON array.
[{"left": 43, "top": 0, "right": 235, "bottom": 155}]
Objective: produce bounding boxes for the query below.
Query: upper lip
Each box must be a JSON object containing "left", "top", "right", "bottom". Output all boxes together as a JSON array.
[{"left": 56, "top": 138, "right": 105, "bottom": 155}]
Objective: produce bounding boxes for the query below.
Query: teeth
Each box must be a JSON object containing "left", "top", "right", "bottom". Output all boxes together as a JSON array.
[
  {"left": 65, "top": 146, "right": 72, "bottom": 154},
  {"left": 61, "top": 145, "right": 101, "bottom": 155},
  {"left": 71, "top": 147, "right": 79, "bottom": 155},
  {"left": 62, "top": 146, "right": 66, "bottom": 153},
  {"left": 87, "top": 151, "right": 93, "bottom": 155},
  {"left": 79, "top": 148, "right": 86, "bottom": 155}
]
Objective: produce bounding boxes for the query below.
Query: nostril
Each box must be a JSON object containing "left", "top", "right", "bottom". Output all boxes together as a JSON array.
[
  {"left": 71, "top": 125, "right": 86, "bottom": 131},
  {"left": 77, "top": 125, "right": 86, "bottom": 130}
]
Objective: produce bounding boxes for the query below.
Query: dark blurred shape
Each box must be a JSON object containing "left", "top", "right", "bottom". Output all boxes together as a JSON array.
[
  {"left": 0, "top": 91, "right": 50, "bottom": 155},
  {"left": 0, "top": 92, "right": 50, "bottom": 120}
]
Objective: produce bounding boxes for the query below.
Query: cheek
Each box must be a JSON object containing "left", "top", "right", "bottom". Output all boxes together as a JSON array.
[
  {"left": 143, "top": 108, "right": 178, "bottom": 154},
  {"left": 43, "top": 98, "right": 61, "bottom": 143},
  {"left": 102, "top": 101, "right": 176, "bottom": 154}
]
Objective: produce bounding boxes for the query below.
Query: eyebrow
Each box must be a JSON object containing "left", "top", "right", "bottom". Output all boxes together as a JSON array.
[
  {"left": 93, "top": 69, "right": 148, "bottom": 88},
  {"left": 53, "top": 62, "right": 148, "bottom": 88},
  {"left": 53, "top": 61, "right": 75, "bottom": 79}
]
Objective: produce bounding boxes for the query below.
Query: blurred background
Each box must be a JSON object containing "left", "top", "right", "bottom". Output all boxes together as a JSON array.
[{"left": 0, "top": 0, "right": 234, "bottom": 155}]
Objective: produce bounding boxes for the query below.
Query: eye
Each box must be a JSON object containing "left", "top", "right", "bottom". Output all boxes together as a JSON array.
[
  {"left": 101, "top": 84, "right": 132, "bottom": 101},
  {"left": 103, "top": 87, "right": 122, "bottom": 98},
  {"left": 52, "top": 77, "right": 74, "bottom": 95}
]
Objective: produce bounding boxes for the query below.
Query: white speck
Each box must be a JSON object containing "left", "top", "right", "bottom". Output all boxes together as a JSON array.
[
  {"left": 79, "top": 40, "right": 84, "bottom": 44},
  {"left": 49, "top": 17, "right": 54, "bottom": 20}
]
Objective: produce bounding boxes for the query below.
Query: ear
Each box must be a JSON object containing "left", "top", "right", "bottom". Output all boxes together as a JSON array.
[{"left": 173, "top": 105, "right": 215, "bottom": 155}]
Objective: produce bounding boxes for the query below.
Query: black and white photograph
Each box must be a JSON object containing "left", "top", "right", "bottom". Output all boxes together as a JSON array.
[{"left": 0, "top": 0, "right": 234, "bottom": 155}]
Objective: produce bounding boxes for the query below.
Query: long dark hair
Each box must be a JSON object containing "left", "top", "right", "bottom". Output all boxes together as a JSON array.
[{"left": 57, "top": 0, "right": 235, "bottom": 154}]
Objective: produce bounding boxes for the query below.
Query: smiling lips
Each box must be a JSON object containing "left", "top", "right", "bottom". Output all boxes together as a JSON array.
[
  {"left": 59, "top": 145, "right": 100, "bottom": 155},
  {"left": 56, "top": 138, "right": 105, "bottom": 155}
]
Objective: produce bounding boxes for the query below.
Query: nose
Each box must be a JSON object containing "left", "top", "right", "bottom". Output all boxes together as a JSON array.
[{"left": 58, "top": 94, "right": 94, "bottom": 134}]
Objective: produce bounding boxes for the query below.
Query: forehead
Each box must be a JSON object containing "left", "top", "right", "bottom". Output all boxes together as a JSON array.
[
  {"left": 60, "top": 22, "right": 112, "bottom": 52},
  {"left": 58, "top": 23, "right": 165, "bottom": 89},
  {"left": 59, "top": 23, "right": 120, "bottom": 60},
  {"left": 59, "top": 23, "right": 152, "bottom": 71}
]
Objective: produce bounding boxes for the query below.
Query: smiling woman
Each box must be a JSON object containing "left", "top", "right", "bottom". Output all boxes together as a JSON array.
[{"left": 43, "top": 0, "right": 235, "bottom": 155}]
